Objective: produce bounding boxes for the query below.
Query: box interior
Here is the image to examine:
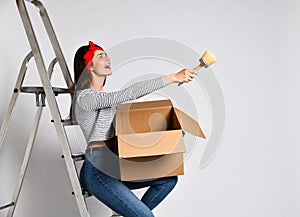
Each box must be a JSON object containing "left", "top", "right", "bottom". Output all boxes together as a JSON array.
[{"left": 117, "top": 106, "right": 182, "bottom": 135}]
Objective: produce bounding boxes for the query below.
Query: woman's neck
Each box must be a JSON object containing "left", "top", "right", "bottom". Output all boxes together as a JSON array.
[{"left": 90, "top": 76, "right": 106, "bottom": 92}]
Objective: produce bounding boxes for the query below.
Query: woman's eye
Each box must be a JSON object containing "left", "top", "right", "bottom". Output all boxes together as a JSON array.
[{"left": 97, "top": 53, "right": 108, "bottom": 59}]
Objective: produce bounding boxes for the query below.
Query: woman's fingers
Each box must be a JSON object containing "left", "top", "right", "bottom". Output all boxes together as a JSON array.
[
  {"left": 187, "top": 69, "right": 198, "bottom": 75},
  {"left": 184, "top": 69, "right": 197, "bottom": 83},
  {"left": 176, "top": 68, "right": 198, "bottom": 85},
  {"left": 189, "top": 73, "right": 196, "bottom": 78}
]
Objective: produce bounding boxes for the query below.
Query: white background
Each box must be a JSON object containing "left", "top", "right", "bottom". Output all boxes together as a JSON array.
[{"left": 0, "top": 0, "right": 300, "bottom": 216}]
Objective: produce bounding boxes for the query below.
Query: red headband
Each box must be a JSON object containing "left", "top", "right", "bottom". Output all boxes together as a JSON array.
[{"left": 83, "top": 41, "right": 103, "bottom": 71}]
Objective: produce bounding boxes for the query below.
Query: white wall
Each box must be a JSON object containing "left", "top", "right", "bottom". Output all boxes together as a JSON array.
[{"left": 1, "top": 0, "right": 300, "bottom": 216}]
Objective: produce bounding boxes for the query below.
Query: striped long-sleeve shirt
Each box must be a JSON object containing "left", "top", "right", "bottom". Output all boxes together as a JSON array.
[{"left": 74, "top": 76, "right": 166, "bottom": 144}]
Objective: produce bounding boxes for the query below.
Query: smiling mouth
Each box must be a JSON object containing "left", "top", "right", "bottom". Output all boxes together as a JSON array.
[{"left": 105, "top": 64, "right": 111, "bottom": 69}]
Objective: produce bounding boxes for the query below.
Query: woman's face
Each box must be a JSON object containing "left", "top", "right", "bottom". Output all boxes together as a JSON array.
[{"left": 90, "top": 50, "right": 112, "bottom": 76}]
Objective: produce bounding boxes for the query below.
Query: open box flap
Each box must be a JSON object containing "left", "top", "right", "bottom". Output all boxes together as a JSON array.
[
  {"left": 117, "top": 130, "right": 186, "bottom": 158},
  {"left": 173, "top": 107, "right": 206, "bottom": 139}
]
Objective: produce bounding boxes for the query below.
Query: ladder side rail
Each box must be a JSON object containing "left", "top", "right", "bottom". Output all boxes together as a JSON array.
[
  {"left": 6, "top": 58, "right": 57, "bottom": 217},
  {"left": 0, "top": 52, "right": 33, "bottom": 151},
  {"left": 27, "top": 0, "right": 74, "bottom": 90},
  {"left": 16, "top": 1, "right": 89, "bottom": 216},
  {"left": 7, "top": 104, "right": 43, "bottom": 217}
]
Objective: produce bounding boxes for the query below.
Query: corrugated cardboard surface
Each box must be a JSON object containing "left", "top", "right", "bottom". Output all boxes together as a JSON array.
[
  {"left": 118, "top": 130, "right": 186, "bottom": 158},
  {"left": 116, "top": 107, "right": 173, "bottom": 134},
  {"left": 119, "top": 153, "right": 184, "bottom": 181},
  {"left": 117, "top": 99, "right": 172, "bottom": 111},
  {"left": 114, "top": 99, "right": 206, "bottom": 181},
  {"left": 173, "top": 107, "right": 206, "bottom": 139}
]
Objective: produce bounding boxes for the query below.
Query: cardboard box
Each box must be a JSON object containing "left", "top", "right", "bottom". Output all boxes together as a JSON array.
[{"left": 115, "top": 99, "right": 206, "bottom": 181}]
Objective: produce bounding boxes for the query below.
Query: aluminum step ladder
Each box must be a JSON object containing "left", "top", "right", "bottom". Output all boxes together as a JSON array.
[{"left": 0, "top": 0, "right": 121, "bottom": 216}]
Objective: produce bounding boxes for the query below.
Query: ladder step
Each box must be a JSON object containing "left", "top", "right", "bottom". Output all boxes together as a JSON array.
[
  {"left": 72, "top": 189, "right": 93, "bottom": 198},
  {"left": 82, "top": 190, "right": 92, "bottom": 198},
  {"left": 62, "top": 119, "right": 78, "bottom": 126},
  {"left": 19, "top": 86, "right": 70, "bottom": 96},
  {"left": 61, "top": 153, "right": 85, "bottom": 162},
  {"left": 51, "top": 119, "right": 78, "bottom": 126},
  {"left": 0, "top": 202, "right": 15, "bottom": 210}
]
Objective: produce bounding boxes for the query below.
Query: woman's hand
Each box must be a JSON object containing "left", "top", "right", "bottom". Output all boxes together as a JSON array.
[
  {"left": 162, "top": 68, "right": 198, "bottom": 86},
  {"left": 173, "top": 68, "right": 198, "bottom": 84}
]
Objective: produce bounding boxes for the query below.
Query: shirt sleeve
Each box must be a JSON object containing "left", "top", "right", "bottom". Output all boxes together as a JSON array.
[{"left": 77, "top": 76, "right": 165, "bottom": 111}]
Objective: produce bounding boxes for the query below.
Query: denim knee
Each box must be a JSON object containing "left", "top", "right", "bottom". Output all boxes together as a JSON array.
[{"left": 165, "top": 176, "right": 178, "bottom": 189}]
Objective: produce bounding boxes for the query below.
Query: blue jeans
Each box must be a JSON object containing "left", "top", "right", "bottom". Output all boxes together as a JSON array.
[{"left": 79, "top": 147, "right": 178, "bottom": 217}]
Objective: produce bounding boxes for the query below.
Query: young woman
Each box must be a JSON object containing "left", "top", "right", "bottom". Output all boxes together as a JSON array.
[{"left": 73, "top": 41, "right": 197, "bottom": 217}]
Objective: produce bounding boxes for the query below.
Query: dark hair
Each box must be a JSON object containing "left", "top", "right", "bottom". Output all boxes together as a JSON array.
[
  {"left": 69, "top": 43, "right": 106, "bottom": 120},
  {"left": 73, "top": 44, "right": 106, "bottom": 91}
]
